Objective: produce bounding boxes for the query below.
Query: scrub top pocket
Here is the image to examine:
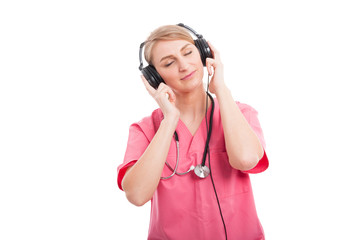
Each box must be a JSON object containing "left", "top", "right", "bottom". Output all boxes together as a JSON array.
[{"left": 210, "top": 151, "right": 251, "bottom": 198}]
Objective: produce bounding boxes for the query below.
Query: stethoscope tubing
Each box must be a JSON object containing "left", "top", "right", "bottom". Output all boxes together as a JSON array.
[
  {"left": 160, "top": 92, "right": 214, "bottom": 180},
  {"left": 161, "top": 137, "right": 196, "bottom": 179}
]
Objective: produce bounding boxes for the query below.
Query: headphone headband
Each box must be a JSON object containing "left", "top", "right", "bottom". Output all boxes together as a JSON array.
[
  {"left": 138, "top": 41, "right": 147, "bottom": 71},
  {"left": 177, "top": 23, "right": 203, "bottom": 39}
]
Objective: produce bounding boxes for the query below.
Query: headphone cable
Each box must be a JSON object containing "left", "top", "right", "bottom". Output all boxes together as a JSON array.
[{"left": 205, "top": 75, "right": 228, "bottom": 240}]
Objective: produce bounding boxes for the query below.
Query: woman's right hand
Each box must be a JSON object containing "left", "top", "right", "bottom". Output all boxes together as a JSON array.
[
  {"left": 123, "top": 77, "right": 180, "bottom": 206},
  {"left": 141, "top": 76, "right": 180, "bottom": 124}
]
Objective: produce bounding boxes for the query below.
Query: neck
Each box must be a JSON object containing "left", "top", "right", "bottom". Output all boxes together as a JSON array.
[{"left": 175, "top": 88, "right": 208, "bottom": 122}]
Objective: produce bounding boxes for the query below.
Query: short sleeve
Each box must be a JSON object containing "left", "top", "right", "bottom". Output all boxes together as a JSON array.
[
  {"left": 117, "top": 110, "right": 161, "bottom": 191},
  {"left": 117, "top": 123, "right": 150, "bottom": 191},
  {"left": 236, "top": 102, "right": 269, "bottom": 174}
]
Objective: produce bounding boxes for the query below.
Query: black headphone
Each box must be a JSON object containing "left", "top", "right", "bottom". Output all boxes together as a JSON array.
[{"left": 138, "top": 23, "right": 213, "bottom": 89}]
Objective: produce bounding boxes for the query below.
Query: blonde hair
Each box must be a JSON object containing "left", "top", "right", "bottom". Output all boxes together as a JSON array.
[{"left": 144, "top": 25, "right": 194, "bottom": 65}]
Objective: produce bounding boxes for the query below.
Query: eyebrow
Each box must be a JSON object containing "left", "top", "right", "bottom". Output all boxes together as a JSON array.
[{"left": 159, "top": 43, "right": 192, "bottom": 63}]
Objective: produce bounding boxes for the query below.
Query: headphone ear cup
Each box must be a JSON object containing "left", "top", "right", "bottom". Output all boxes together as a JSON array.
[
  {"left": 194, "top": 38, "right": 213, "bottom": 66},
  {"left": 142, "top": 65, "right": 164, "bottom": 89}
]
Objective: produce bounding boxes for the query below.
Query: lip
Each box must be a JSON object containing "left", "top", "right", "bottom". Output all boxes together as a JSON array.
[{"left": 181, "top": 71, "right": 196, "bottom": 80}]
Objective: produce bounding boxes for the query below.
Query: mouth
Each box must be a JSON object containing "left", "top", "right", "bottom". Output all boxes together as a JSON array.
[{"left": 181, "top": 71, "right": 196, "bottom": 81}]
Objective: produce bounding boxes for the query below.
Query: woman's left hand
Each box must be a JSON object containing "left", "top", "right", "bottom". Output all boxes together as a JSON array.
[{"left": 206, "top": 42, "right": 227, "bottom": 95}]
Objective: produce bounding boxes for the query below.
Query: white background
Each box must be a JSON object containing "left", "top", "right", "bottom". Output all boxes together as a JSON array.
[{"left": 1, "top": 0, "right": 360, "bottom": 239}]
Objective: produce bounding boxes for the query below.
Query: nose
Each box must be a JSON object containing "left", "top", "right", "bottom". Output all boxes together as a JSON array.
[{"left": 178, "top": 57, "right": 189, "bottom": 72}]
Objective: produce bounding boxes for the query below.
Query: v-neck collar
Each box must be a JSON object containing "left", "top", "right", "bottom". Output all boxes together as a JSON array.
[
  {"left": 155, "top": 98, "right": 217, "bottom": 169},
  {"left": 175, "top": 97, "right": 216, "bottom": 146},
  {"left": 156, "top": 98, "right": 217, "bottom": 149}
]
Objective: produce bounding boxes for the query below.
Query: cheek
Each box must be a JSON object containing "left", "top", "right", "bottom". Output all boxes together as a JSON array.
[
  {"left": 193, "top": 50, "right": 203, "bottom": 65},
  {"left": 158, "top": 69, "right": 177, "bottom": 84},
  {"left": 197, "top": 67, "right": 204, "bottom": 78}
]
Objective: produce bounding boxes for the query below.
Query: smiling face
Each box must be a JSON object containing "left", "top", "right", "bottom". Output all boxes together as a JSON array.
[{"left": 151, "top": 39, "right": 204, "bottom": 94}]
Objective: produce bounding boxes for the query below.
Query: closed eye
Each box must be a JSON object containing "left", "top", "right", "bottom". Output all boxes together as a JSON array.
[
  {"left": 164, "top": 50, "right": 192, "bottom": 67},
  {"left": 165, "top": 61, "right": 174, "bottom": 67},
  {"left": 184, "top": 51, "right": 192, "bottom": 56}
]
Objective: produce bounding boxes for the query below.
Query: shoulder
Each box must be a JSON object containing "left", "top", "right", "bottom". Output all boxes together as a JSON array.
[
  {"left": 211, "top": 98, "right": 258, "bottom": 117},
  {"left": 134, "top": 108, "right": 163, "bottom": 128},
  {"left": 235, "top": 101, "right": 258, "bottom": 114},
  {"left": 129, "top": 108, "right": 163, "bottom": 141}
]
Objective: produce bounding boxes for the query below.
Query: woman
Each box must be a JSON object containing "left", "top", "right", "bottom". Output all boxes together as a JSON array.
[{"left": 117, "top": 24, "right": 269, "bottom": 240}]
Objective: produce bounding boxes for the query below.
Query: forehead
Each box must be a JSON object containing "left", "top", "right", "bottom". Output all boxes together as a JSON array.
[{"left": 152, "top": 39, "right": 194, "bottom": 61}]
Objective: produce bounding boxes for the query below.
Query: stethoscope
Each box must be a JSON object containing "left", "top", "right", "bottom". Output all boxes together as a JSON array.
[
  {"left": 159, "top": 82, "right": 228, "bottom": 240},
  {"left": 161, "top": 92, "right": 214, "bottom": 180}
]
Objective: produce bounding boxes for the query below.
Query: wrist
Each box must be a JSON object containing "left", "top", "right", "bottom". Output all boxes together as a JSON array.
[
  {"left": 162, "top": 113, "right": 180, "bottom": 130},
  {"left": 214, "top": 84, "right": 230, "bottom": 98}
]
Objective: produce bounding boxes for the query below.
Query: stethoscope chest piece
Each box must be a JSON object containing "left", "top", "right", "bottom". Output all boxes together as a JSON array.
[{"left": 194, "top": 164, "right": 210, "bottom": 178}]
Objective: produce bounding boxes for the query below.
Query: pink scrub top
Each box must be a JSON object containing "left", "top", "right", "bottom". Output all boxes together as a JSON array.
[{"left": 117, "top": 99, "right": 269, "bottom": 240}]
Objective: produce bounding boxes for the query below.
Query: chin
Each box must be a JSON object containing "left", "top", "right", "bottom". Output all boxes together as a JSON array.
[{"left": 182, "top": 78, "right": 204, "bottom": 93}]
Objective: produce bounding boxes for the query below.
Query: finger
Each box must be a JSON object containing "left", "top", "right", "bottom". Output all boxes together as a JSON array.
[
  {"left": 207, "top": 41, "right": 220, "bottom": 60},
  {"left": 166, "top": 88, "right": 176, "bottom": 103},
  {"left": 141, "top": 75, "right": 156, "bottom": 95},
  {"left": 206, "top": 58, "right": 215, "bottom": 76},
  {"left": 157, "top": 83, "right": 176, "bottom": 102}
]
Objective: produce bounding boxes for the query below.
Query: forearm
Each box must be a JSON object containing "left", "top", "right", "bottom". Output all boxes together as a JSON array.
[
  {"left": 122, "top": 117, "right": 178, "bottom": 206},
  {"left": 216, "top": 87, "right": 264, "bottom": 171}
]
